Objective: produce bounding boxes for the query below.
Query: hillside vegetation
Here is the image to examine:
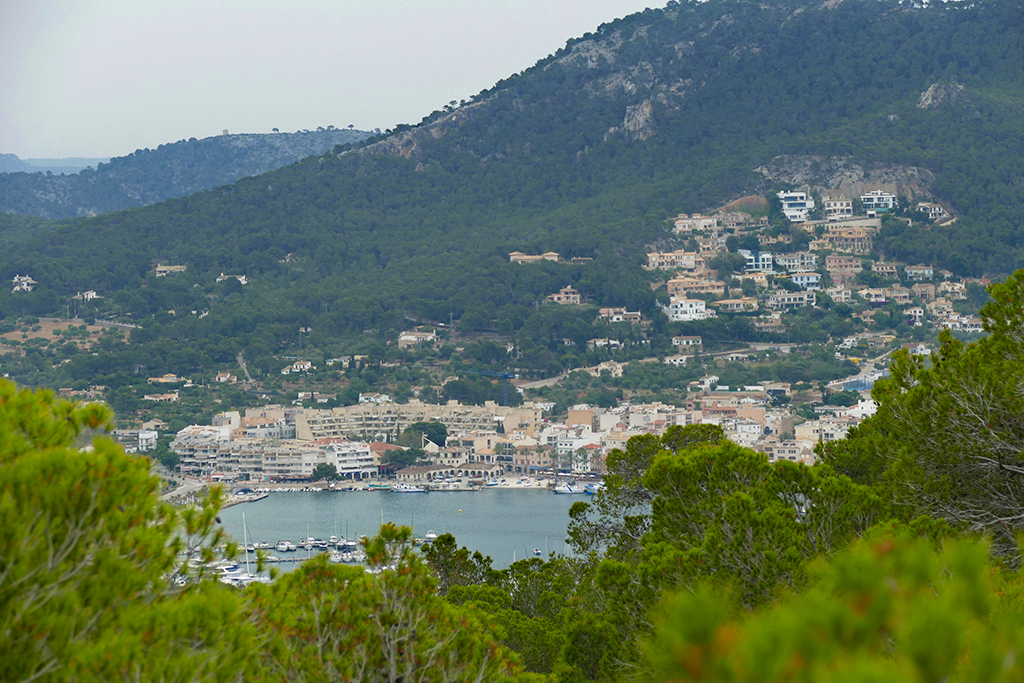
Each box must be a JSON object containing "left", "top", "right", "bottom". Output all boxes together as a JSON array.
[
  {"left": 0, "top": 128, "right": 372, "bottom": 218},
  {"left": 0, "top": 0, "right": 1022, "bottom": 388}
]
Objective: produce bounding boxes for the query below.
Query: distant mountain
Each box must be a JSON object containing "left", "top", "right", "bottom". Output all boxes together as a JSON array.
[
  {"left": 19, "top": 157, "right": 110, "bottom": 175},
  {"left": 2, "top": 0, "right": 1022, "bottom": 385},
  {"left": 0, "top": 128, "right": 372, "bottom": 218},
  {"left": 0, "top": 154, "right": 36, "bottom": 174}
]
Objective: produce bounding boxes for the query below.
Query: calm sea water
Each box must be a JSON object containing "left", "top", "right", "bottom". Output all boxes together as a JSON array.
[{"left": 218, "top": 489, "right": 582, "bottom": 569}]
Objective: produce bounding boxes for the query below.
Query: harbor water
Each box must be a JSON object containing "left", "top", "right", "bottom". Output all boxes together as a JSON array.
[{"left": 217, "top": 488, "right": 582, "bottom": 569}]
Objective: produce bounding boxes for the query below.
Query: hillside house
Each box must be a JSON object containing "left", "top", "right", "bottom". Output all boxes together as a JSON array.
[
  {"left": 645, "top": 250, "right": 705, "bottom": 271},
  {"left": 598, "top": 307, "right": 643, "bottom": 324},
  {"left": 791, "top": 272, "right": 822, "bottom": 291},
  {"left": 858, "top": 288, "right": 888, "bottom": 305},
  {"left": 667, "top": 276, "right": 726, "bottom": 298},
  {"left": 715, "top": 298, "right": 758, "bottom": 312},
  {"left": 888, "top": 286, "right": 912, "bottom": 304},
  {"left": 767, "top": 291, "right": 816, "bottom": 310},
  {"left": 736, "top": 273, "right": 768, "bottom": 289},
  {"left": 927, "top": 298, "right": 955, "bottom": 318},
  {"left": 154, "top": 264, "right": 186, "bottom": 277},
  {"left": 11, "top": 275, "right": 36, "bottom": 293},
  {"left": 861, "top": 190, "right": 897, "bottom": 213},
  {"left": 663, "top": 298, "right": 716, "bottom": 322},
  {"left": 825, "top": 287, "right": 854, "bottom": 304},
  {"left": 672, "top": 213, "right": 718, "bottom": 234},
  {"left": 912, "top": 283, "right": 936, "bottom": 301},
  {"left": 281, "top": 360, "right": 314, "bottom": 375},
  {"left": 509, "top": 251, "right": 559, "bottom": 264},
  {"left": 546, "top": 286, "right": 581, "bottom": 305},
  {"left": 871, "top": 262, "right": 900, "bottom": 278},
  {"left": 822, "top": 226, "right": 874, "bottom": 254},
  {"left": 398, "top": 329, "right": 437, "bottom": 349},
  {"left": 938, "top": 281, "right": 967, "bottom": 300},
  {"left": 753, "top": 313, "right": 785, "bottom": 332},
  {"left": 148, "top": 373, "right": 183, "bottom": 384},
  {"left": 672, "top": 335, "right": 703, "bottom": 350},
  {"left": 774, "top": 251, "right": 817, "bottom": 272},
  {"left": 905, "top": 265, "right": 934, "bottom": 281},
  {"left": 823, "top": 196, "right": 853, "bottom": 220},
  {"left": 738, "top": 249, "right": 774, "bottom": 273},
  {"left": 777, "top": 190, "right": 815, "bottom": 222},
  {"left": 917, "top": 202, "right": 947, "bottom": 220}
]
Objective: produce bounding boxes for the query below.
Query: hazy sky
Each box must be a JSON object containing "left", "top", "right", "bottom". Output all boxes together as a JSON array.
[{"left": 1, "top": 0, "right": 659, "bottom": 159}]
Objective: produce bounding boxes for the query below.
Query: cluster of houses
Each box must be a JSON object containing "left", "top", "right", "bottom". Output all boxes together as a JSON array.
[
  {"left": 643, "top": 190, "right": 977, "bottom": 332},
  {"left": 166, "top": 372, "right": 885, "bottom": 484}
]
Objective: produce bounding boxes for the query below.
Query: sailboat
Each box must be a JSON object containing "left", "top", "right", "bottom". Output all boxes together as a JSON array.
[{"left": 221, "top": 513, "right": 270, "bottom": 587}]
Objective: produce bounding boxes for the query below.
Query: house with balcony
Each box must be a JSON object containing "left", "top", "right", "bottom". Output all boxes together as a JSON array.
[
  {"left": 663, "top": 297, "right": 716, "bottom": 322},
  {"left": 773, "top": 251, "right": 817, "bottom": 272},
  {"left": 777, "top": 190, "right": 815, "bottom": 222},
  {"left": 546, "top": 286, "right": 581, "bottom": 305},
  {"left": 767, "top": 291, "right": 816, "bottom": 310},
  {"left": 861, "top": 190, "right": 897, "bottom": 213},
  {"left": 645, "top": 249, "right": 706, "bottom": 271},
  {"left": 905, "top": 265, "right": 934, "bottom": 281},
  {"left": 824, "top": 287, "right": 852, "bottom": 304},
  {"left": 11, "top": 275, "right": 36, "bottom": 293},
  {"left": 738, "top": 249, "right": 774, "bottom": 273},
  {"left": 912, "top": 283, "right": 936, "bottom": 301},
  {"left": 916, "top": 202, "right": 947, "bottom": 221},
  {"left": 791, "top": 272, "right": 823, "bottom": 291},
  {"left": 672, "top": 335, "right": 703, "bottom": 350},
  {"left": 667, "top": 276, "right": 726, "bottom": 298},
  {"left": 871, "top": 262, "right": 900, "bottom": 278},
  {"left": 823, "top": 195, "right": 854, "bottom": 220},
  {"left": 672, "top": 213, "right": 718, "bottom": 234},
  {"left": 715, "top": 297, "right": 758, "bottom": 312},
  {"left": 597, "top": 307, "right": 644, "bottom": 324}
]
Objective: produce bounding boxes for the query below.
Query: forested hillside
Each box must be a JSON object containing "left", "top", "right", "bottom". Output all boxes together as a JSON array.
[
  {"left": 1, "top": 0, "right": 1022, "bottom": 387},
  {"left": 0, "top": 127, "right": 372, "bottom": 218}
]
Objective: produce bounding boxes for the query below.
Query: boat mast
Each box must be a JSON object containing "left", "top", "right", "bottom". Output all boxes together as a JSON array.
[{"left": 242, "top": 512, "right": 251, "bottom": 575}]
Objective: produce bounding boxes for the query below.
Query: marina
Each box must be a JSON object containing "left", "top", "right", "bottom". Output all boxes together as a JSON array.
[{"left": 217, "top": 487, "right": 582, "bottom": 569}]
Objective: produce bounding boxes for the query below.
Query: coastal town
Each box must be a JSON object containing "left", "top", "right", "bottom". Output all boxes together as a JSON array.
[
  {"left": 151, "top": 382, "right": 872, "bottom": 488},
  {"left": 71, "top": 185, "right": 989, "bottom": 492}
]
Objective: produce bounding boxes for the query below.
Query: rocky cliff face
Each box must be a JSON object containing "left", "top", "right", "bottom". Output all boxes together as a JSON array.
[
  {"left": 755, "top": 155, "right": 935, "bottom": 201},
  {"left": 0, "top": 129, "right": 372, "bottom": 219}
]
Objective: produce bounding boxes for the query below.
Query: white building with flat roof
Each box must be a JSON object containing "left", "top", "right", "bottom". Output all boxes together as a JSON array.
[{"left": 777, "top": 190, "right": 815, "bottom": 222}]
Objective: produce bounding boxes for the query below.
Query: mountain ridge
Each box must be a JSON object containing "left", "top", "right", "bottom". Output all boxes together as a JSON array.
[{"left": 0, "top": 128, "right": 373, "bottom": 218}]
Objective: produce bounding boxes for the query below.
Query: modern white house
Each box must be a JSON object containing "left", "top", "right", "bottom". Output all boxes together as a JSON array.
[
  {"left": 738, "top": 249, "right": 775, "bottom": 273},
  {"left": 916, "top": 202, "right": 947, "bottom": 220},
  {"left": 777, "top": 190, "right": 815, "bottom": 222},
  {"left": 861, "top": 190, "right": 897, "bottom": 213},
  {"left": 662, "top": 297, "right": 716, "bottom": 322},
  {"left": 791, "top": 272, "right": 823, "bottom": 291}
]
